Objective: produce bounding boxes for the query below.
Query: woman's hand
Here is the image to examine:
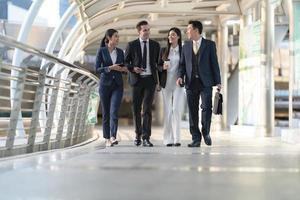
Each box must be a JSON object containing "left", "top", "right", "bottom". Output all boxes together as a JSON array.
[
  {"left": 163, "top": 63, "right": 169, "bottom": 70},
  {"left": 109, "top": 64, "right": 123, "bottom": 72},
  {"left": 176, "top": 78, "right": 183, "bottom": 86}
]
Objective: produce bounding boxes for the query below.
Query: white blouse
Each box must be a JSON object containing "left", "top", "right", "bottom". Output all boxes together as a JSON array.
[
  {"left": 165, "top": 45, "right": 180, "bottom": 89},
  {"left": 110, "top": 48, "right": 117, "bottom": 64}
]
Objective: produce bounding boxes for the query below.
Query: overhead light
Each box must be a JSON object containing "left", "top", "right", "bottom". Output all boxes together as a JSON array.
[
  {"left": 203, "top": 20, "right": 212, "bottom": 25},
  {"left": 226, "top": 20, "right": 240, "bottom": 25}
]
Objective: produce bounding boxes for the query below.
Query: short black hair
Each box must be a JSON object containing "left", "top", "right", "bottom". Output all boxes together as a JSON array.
[
  {"left": 136, "top": 20, "right": 149, "bottom": 31},
  {"left": 188, "top": 20, "right": 203, "bottom": 34}
]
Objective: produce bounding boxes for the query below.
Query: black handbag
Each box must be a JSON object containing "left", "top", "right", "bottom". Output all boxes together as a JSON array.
[{"left": 213, "top": 91, "right": 223, "bottom": 115}]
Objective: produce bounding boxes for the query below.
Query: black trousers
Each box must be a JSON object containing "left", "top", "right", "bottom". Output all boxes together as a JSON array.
[
  {"left": 186, "top": 78, "right": 212, "bottom": 142},
  {"left": 132, "top": 76, "right": 156, "bottom": 140}
]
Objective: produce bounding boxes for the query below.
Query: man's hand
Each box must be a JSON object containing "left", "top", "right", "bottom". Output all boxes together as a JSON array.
[
  {"left": 176, "top": 78, "right": 183, "bottom": 86},
  {"left": 121, "top": 67, "right": 129, "bottom": 73},
  {"left": 133, "top": 67, "right": 144, "bottom": 74},
  {"left": 216, "top": 84, "right": 221, "bottom": 91}
]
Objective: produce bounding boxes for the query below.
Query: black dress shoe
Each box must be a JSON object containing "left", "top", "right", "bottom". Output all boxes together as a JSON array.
[
  {"left": 174, "top": 143, "right": 181, "bottom": 147},
  {"left": 134, "top": 139, "right": 142, "bottom": 146},
  {"left": 143, "top": 139, "right": 153, "bottom": 147},
  {"left": 166, "top": 143, "right": 173, "bottom": 147},
  {"left": 187, "top": 141, "right": 201, "bottom": 147},
  {"left": 203, "top": 135, "right": 212, "bottom": 146}
]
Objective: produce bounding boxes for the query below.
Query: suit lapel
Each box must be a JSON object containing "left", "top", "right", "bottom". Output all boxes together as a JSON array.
[
  {"left": 149, "top": 40, "right": 153, "bottom": 66},
  {"left": 135, "top": 39, "right": 142, "bottom": 61},
  {"left": 187, "top": 41, "right": 193, "bottom": 59},
  {"left": 104, "top": 47, "right": 113, "bottom": 66},
  {"left": 116, "top": 48, "right": 121, "bottom": 64},
  {"left": 198, "top": 38, "right": 207, "bottom": 61},
  {"left": 185, "top": 41, "right": 193, "bottom": 76}
]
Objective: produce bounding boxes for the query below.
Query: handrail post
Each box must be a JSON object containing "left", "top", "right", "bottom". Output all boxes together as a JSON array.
[
  {"left": 6, "top": 68, "right": 27, "bottom": 151},
  {"left": 27, "top": 67, "right": 47, "bottom": 153},
  {"left": 42, "top": 77, "right": 60, "bottom": 150},
  {"left": 55, "top": 81, "right": 72, "bottom": 149}
]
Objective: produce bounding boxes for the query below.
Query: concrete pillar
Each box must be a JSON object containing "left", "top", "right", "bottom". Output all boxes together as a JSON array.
[
  {"left": 261, "top": 0, "right": 275, "bottom": 136},
  {"left": 286, "top": 0, "right": 294, "bottom": 128},
  {"left": 220, "top": 23, "right": 228, "bottom": 129}
]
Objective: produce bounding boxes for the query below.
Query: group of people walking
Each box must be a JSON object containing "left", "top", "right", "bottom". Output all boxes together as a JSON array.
[{"left": 95, "top": 20, "right": 221, "bottom": 148}]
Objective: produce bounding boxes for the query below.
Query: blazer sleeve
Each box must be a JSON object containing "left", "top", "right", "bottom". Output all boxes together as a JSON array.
[
  {"left": 124, "top": 42, "right": 134, "bottom": 72},
  {"left": 178, "top": 46, "right": 186, "bottom": 79},
  {"left": 210, "top": 41, "right": 221, "bottom": 85},
  {"left": 95, "top": 48, "right": 110, "bottom": 74},
  {"left": 157, "top": 47, "right": 166, "bottom": 72}
]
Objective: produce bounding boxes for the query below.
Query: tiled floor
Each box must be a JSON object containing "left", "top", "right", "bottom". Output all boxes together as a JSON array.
[{"left": 0, "top": 126, "right": 299, "bottom": 200}]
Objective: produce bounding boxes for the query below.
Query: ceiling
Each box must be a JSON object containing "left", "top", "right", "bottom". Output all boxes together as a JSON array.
[{"left": 68, "top": 0, "right": 288, "bottom": 55}]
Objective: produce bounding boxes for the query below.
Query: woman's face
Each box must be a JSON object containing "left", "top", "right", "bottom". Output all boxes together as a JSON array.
[
  {"left": 109, "top": 32, "right": 119, "bottom": 46},
  {"left": 168, "top": 30, "right": 179, "bottom": 45}
]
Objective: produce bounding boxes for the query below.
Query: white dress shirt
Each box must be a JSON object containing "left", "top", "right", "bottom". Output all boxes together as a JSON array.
[
  {"left": 193, "top": 37, "right": 202, "bottom": 54},
  {"left": 139, "top": 38, "right": 152, "bottom": 75}
]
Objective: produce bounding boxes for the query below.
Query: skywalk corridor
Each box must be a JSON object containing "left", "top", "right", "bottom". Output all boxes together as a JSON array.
[{"left": 0, "top": 126, "right": 299, "bottom": 200}]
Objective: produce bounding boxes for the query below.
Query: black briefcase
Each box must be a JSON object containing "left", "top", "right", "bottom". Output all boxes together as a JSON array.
[{"left": 213, "top": 91, "right": 223, "bottom": 115}]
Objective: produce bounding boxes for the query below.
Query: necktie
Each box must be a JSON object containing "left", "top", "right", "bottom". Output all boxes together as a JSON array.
[
  {"left": 142, "top": 41, "right": 147, "bottom": 69},
  {"left": 193, "top": 41, "right": 199, "bottom": 54}
]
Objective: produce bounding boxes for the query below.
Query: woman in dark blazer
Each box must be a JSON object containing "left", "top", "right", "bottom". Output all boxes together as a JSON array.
[
  {"left": 158, "top": 27, "right": 185, "bottom": 147},
  {"left": 95, "top": 29, "right": 127, "bottom": 147}
]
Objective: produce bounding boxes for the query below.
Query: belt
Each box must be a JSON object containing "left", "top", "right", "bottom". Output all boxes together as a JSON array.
[{"left": 140, "top": 74, "right": 152, "bottom": 78}]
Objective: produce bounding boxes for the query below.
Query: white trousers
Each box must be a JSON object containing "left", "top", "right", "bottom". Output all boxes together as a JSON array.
[{"left": 162, "top": 84, "right": 185, "bottom": 144}]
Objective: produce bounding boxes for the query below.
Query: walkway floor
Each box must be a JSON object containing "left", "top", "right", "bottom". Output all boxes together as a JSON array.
[{"left": 0, "top": 126, "right": 300, "bottom": 200}]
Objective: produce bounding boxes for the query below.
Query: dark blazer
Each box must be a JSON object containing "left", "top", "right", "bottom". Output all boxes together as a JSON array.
[
  {"left": 178, "top": 38, "right": 221, "bottom": 89},
  {"left": 124, "top": 39, "right": 160, "bottom": 86},
  {"left": 157, "top": 47, "right": 181, "bottom": 88},
  {"left": 95, "top": 47, "right": 125, "bottom": 86}
]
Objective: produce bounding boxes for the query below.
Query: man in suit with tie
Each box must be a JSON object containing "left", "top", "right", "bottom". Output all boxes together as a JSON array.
[
  {"left": 176, "top": 20, "right": 221, "bottom": 147},
  {"left": 125, "top": 20, "right": 160, "bottom": 147}
]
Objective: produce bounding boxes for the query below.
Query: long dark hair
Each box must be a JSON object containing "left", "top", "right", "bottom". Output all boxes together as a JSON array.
[
  {"left": 101, "top": 29, "right": 118, "bottom": 47},
  {"left": 162, "top": 27, "right": 182, "bottom": 61}
]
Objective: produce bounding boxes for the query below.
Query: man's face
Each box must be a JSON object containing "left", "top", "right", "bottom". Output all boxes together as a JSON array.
[
  {"left": 186, "top": 24, "right": 197, "bottom": 40},
  {"left": 138, "top": 24, "right": 150, "bottom": 40}
]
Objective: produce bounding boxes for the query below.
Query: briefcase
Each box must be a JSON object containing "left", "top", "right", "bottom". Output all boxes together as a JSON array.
[{"left": 213, "top": 91, "right": 223, "bottom": 115}]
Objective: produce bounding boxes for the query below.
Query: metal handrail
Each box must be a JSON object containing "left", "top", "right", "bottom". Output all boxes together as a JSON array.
[
  {"left": 0, "top": 34, "right": 100, "bottom": 157},
  {"left": 0, "top": 34, "right": 98, "bottom": 83}
]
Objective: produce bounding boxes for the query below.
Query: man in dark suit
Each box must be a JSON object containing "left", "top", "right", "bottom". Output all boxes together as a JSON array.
[
  {"left": 176, "top": 20, "right": 221, "bottom": 147},
  {"left": 125, "top": 20, "right": 160, "bottom": 147}
]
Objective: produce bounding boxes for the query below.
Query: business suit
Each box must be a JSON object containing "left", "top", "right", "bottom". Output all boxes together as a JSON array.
[
  {"left": 178, "top": 38, "right": 221, "bottom": 143},
  {"left": 125, "top": 38, "right": 160, "bottom": 141},
  {"left": 158, "top": 47, "right": 184, "bottom": 145},
  {"left": 95, "top": 46, "right": 125, "bottom": 140}
]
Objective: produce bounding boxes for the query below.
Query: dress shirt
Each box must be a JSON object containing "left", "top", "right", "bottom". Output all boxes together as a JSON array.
[
  {"left": 110, "top": 48, "right": 117, "bottom": 64},
  {"left": 193, "top": 37, "right": 202, "bottom": 54},
  {"left": 139, "top": 38, "right": 151, "bottom": 75}
]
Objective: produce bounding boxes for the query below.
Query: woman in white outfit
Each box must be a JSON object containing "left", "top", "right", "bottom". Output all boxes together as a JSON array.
[{"left": 158, "top": 27, "right": 185, "bottom": 147}]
